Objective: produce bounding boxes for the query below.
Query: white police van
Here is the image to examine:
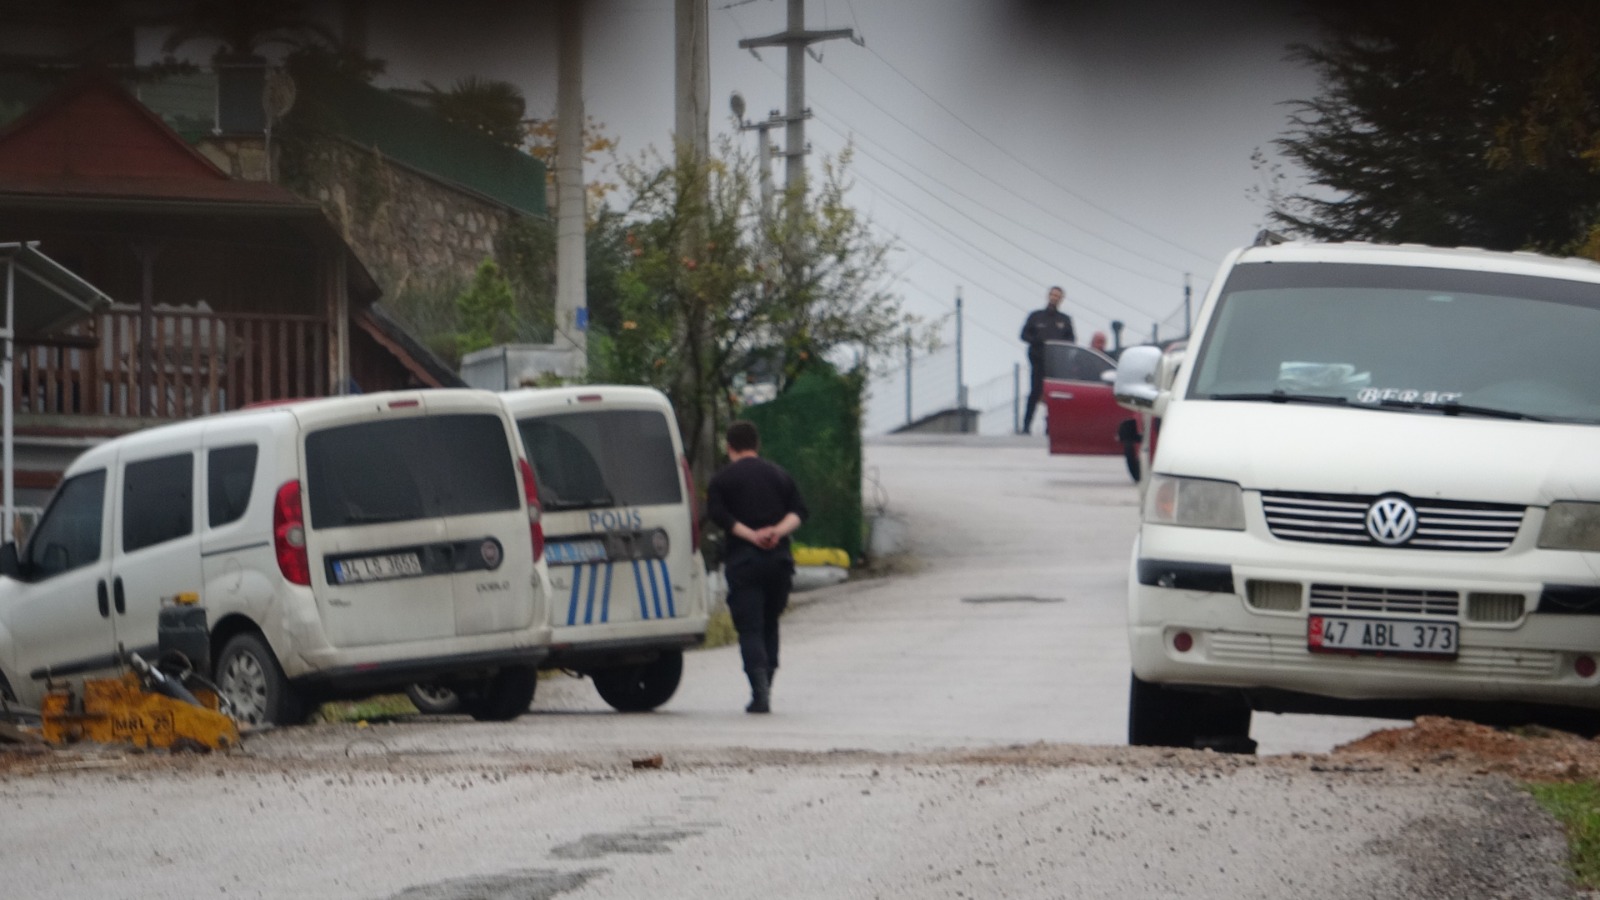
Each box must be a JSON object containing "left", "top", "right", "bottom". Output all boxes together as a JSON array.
[
  {"left": 1115, "top": 238, "right": 1600, "bottom": 751},
  {"left": 0, "top": 390, "right": 553, "bottom": 726},
  {"left": 408, "top": 386, "right": 708, "bottom": 713}
]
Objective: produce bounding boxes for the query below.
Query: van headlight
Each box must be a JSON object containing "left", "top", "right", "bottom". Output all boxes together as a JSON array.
[
  {"left": 1538, "top": 501, "right": 1600, "bottom": 551},
  {"left": 1144, "top": 475, "right": 1246, "bottom": 531}
]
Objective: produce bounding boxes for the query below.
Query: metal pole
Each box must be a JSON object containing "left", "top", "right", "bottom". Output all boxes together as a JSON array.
[
  {"left": 1013, "top": 362, "right": 1020, "bottom": 434},
  {"left": 3, "top": 259, "right": 12, "bottom": 543},
  {"left": 556, "top": 0, "right": 588, "bottom": 365},
  {"left": 784, "top": 0, "right": 805, "bottom": 210},
  {"left": 1183, "top": 272, "right": 1192, "bottom": 338},
  {"left": 758, "top": 119, "right": 774, "bottom": 220},
  {"left": 904, "top": 331, "right": 913, "bottom": 426},
  {"left": 955, "top": 288, "right": 965, "bottom": 410}
]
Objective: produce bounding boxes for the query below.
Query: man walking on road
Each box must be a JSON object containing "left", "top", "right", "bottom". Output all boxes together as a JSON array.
[
  {"left": 707, "top": 420, "right": 809, "bottom": 714},
  {"left": 1019, "top": 285, "right": 1076, "bottom": 435}
]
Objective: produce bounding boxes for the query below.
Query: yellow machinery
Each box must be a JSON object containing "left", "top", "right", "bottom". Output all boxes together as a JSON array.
[
  {"left": 39, "top": 661, "right": 239, "bottom": 752},
  {"left": 36, "top": 593, "right": 240, "bottom": 752}
]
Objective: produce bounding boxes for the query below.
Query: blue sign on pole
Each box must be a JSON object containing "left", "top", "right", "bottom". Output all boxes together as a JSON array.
[{"left": 576, "top": 307, "right": 589, "bottom": 331}]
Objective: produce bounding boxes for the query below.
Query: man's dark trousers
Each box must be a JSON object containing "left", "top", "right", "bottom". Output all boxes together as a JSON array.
[
  {"left": 725, "top": 547, "right": 793, "bottom": 677},
  {"left": 1022, "top": 351, "right": 1046, "bottom": 433}
]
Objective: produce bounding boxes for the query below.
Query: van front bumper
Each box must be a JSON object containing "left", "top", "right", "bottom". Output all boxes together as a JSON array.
[{"left": 1129, "top": 524, "right": 1600, "bottom": 714}]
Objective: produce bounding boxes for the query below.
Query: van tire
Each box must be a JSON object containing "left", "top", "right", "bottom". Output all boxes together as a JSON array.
[
  {"left": 1128, "top": 673, "right": 1255, "bottom": 753},
  {"left": 462, "top": 666, "right": 538, "bottom": 722},
  {"left": 593, "top": 650, "right": 684, "bottom": 712},
  {"left": 216, "top": 633, "right": 305, "bottom": 727},
  {"left": 405, "top": 682, "right": 462, "bottom": 715}
]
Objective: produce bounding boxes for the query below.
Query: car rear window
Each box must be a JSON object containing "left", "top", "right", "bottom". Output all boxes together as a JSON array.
[
  {"left": 518, "top": 409, "right": 682, "bottom": 512},
  {"left": 305, "top": 413, "right": 520, "bottom": 529}
]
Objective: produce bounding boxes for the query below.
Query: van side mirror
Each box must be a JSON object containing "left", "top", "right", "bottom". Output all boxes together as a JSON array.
[
  {"left": 1114, "top": 345, "right": 1164, "bottom": 411},
  {"left": 0, "top": 542, "right": 21, "bottom": 580}
]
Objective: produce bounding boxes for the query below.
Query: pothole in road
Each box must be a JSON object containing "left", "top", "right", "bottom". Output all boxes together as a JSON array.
[
  {"left": 961, "top": 595, "right": 1065, "bottom": 604},
  {"left": 389, "top": 867, "right": 603, "bottom": 900}
]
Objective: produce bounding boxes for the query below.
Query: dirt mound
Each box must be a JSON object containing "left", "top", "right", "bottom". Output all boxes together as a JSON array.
[{"left": 1334, "top": 716, "right": 1600, "bottom": 781}]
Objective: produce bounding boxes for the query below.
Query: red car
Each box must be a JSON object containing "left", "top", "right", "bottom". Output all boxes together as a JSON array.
[{"left": 1042, "top": 341, "right": 1148, "bottom": 480}]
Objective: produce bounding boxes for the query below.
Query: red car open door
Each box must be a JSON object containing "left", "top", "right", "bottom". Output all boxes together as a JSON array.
[{"left": 1042, "top": 342, "right": 1126, "bottom": 455}]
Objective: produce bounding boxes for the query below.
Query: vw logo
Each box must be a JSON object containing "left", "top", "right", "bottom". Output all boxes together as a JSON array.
[{"left": 1366, "top": 496, "right": 1418, "bottom": 545}]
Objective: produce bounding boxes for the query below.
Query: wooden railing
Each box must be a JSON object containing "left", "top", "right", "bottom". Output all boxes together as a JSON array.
[{"left": 16, "top": 306, "right": 330, "bottom": 419}]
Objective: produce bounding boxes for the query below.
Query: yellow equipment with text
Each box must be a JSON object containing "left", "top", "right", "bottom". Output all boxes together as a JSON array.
[{"left": 40, "top": 668, "right": 239, "bottom": 751}]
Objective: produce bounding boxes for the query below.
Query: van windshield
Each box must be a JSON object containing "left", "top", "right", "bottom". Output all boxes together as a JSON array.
[
  {"left": 1187, "top": 261, "right": 1600, "bottom": 425},
  {"left": 305, "top": 414, "right": 520, "bottom": 529},
  {"left": 518, "top": 409, "right": 682, "bottom": 512}
]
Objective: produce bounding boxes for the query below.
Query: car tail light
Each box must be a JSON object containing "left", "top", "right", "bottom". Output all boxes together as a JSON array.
[
  {"left": 273, "top": 480, "right": 311, "bottom": 586},
  {"left": 517, "top": 458, "right": 545, "bottom": 562},
  {"left": 680, "top": 455, "right": 701, "bottom": 551}
]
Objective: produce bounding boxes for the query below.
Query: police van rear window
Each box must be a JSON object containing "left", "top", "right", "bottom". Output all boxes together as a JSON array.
[
  {"left": 518, "top": 410, "right": 682, "bottom": 512},
  {"left": 305, "top": 414, "right": 520, "bottom": 529}
]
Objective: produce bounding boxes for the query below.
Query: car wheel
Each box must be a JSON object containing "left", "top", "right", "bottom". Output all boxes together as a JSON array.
[
  {"left": 216, "top": 632, "right": 305, "bottom": 727},
  {"left": 461, "top": 666, "right": 538, "bottom": 722},
  {"left": 405, "top": 682, "right": 462, "bottom": 715},
  {"left": 1128, "top": 672, "right": 1254, "bottom": 753},
  {"left": 592, "top": 650, "right": 684, "bottom": 713}
]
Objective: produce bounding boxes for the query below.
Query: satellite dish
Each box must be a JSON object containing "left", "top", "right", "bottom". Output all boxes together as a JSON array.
[{"left": 729, "top": 91, "right": 746, "bottom": 121}]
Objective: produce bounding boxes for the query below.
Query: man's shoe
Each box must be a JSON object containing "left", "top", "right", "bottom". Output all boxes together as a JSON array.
[{"left": 745, "top": 669, "right": 771, "bottom": 714}]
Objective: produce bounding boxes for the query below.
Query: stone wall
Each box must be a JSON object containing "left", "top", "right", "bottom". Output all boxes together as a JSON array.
[{"left": 277, "top": 135, "right": 517, "bottom": 308}]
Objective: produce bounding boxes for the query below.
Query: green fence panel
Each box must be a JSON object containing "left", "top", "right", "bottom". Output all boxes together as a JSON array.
[{"left": 743, "top": 370, "right": 864, "bottom": 564}]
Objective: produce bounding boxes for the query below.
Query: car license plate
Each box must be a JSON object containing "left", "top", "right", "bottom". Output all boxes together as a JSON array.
[
  {"left": 333, "top": 552, "right": 424, "bottom": 584},
  {"left": 1308, "top": 615, "right": 1457, "bottom": 658},
  {"left": 546, "top": 539, "right": 607, "bottom": 565}
]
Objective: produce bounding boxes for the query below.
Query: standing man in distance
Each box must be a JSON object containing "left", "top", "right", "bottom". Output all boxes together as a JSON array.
[
  {"left": 706, "top": 420, "right": 809, "bottom": 714},
  {"left": 1019, "top": 285, "right": 1075, "bottom": 435}
]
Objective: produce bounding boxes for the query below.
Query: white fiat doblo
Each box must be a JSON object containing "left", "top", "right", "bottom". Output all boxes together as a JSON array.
[
  {"left": 0, "top": 390, "right": 552, "bottom": 726},
  {"left": 1115, "top": 238, "right": 1600, "bottom": 752},
  {"left": 408, "top": 386, "right": 708, "bottom": 713}
]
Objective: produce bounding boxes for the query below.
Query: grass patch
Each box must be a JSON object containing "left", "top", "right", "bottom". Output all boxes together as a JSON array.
[
  {"left": 1528, "top": 780, "right": 1600, "bottom": 888},
  {"left": 314, "top": 693, "right": 419, "bottom": 724}
]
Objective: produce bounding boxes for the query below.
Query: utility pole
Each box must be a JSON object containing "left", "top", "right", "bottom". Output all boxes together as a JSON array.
[
  {"left": 955, "top": 287, "right": 966, "bottom": 413},
  {"left": 675, "top": 0, "right": 709, "bottom": 164},
  {"left": 730, "top": 92, "right": 780, "bottom": 220},
  {"left": 738, "top": 0, "right": 856, "bottom": 222},
  {"left": 1183, "top": 272, "right": 1192, "bottom": 338},
  {"left": 555, "top": 0, "right": 586, "bottom": 369}
]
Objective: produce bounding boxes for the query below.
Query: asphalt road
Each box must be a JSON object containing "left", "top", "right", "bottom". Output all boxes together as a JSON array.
[{"left": 0, "top": 436, "right": 1579, "bottom": 899}]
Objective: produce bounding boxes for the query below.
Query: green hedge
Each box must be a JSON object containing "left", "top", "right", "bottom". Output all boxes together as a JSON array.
[{"left": 742, "top": 369, "right": 864, "bottom": 564}]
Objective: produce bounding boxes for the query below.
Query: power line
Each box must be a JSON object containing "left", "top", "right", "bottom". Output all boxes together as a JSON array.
[
  {"left": 808, "top": 59, "right": 1194, "bottom": 282},
  {"left": 852, "top": 39, "right": 1219, "bottom": 266}
]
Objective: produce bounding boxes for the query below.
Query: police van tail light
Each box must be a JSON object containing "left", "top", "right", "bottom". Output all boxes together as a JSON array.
[
  {"left": 517, "top": 458, "right": 545, "bottom": 562},
  {"left": 273, "top": 479, "right": 311, "bottom": 586},
  {"left": 680, "top": 455, "right": 701, "bottom": 551}
]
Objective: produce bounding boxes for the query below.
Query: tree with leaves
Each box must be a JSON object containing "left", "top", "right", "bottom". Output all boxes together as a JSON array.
[
  {"left": 424, "top": 76, "right": 527, "bottom": 149},
  {"left": 455, "top": 258, "right": 518, "bottom": 357},
  {"left": 589, "top": 139, "right": 911, "bottom": 477},
  {"left": 1265, "top": 1, "right": 1600, "bottom": 256},
  {"left": 160, "top": 0, "right": 340, "bottom": 61}
]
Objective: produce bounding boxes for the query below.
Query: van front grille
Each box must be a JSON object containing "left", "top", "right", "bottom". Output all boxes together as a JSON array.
[
  {"left": 1261, "top": 491, "right": 1524, "bottom": 551},
  {"left": 1308, "top": 583, "right": 1460, "bottom": 618}
]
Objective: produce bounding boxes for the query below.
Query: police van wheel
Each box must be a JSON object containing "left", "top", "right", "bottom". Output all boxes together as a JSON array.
[
  {"left": 405, "top": 682, "right": 462, "bottom": 715},
  {"left": 462, "top": 666, "right": 538, "bottom": 722},
  {"left": 216, "top": 632, "right": 306, "bottom": 727},
  {"left": 593, "top": 650, "right": 684, "bottom": 712}
]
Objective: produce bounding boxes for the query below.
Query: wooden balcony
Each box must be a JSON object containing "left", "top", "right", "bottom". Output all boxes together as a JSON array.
[{"left": 16, "top": 305, "right": 330, "bottom": 420}]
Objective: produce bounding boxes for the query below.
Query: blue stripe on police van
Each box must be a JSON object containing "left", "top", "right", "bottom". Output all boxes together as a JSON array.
[
  {"left": 567, "top": 565, "right": 582, "bottom": 626},
  {"left": 632, "top": 560, "right": 650, "bottom": 620},
  {"left": 646, "top": 559, "right": 663, "bottom": 619},
  {"left": 584, "top": 562, "right": 599, "bottom": 624},
  {"left": 661, "top": 561, "right": 676, "bottom": 617},
  {"left": 602, "top": 563, "right": 614, "bottom": 623}
]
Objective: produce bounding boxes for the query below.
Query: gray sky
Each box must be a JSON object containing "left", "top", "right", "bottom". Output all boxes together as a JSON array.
[{"left": 157, "top": 1, "right": 1324, "bottom": 417}]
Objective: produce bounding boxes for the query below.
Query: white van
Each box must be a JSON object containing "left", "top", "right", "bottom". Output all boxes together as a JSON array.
[
  {"left": 1115, "top": 239, "right": 1600, "bottom": 751},
  {"left": 0, "top": 389, "right": 553, "bottom": 726},
  {"left": 409, "top": 386, "right": 709, "bottom": 713}
]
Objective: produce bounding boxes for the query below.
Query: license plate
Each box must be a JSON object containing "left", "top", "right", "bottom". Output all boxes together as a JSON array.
[
  {"left": 1308, "top": 615, "right": 1458, "bottom": 658},
  {"left": 332, "top": 552, "right": 424, "bottom": 584},
  {"left": 546, "top": 539, "right": 607, "bottom": 565}
]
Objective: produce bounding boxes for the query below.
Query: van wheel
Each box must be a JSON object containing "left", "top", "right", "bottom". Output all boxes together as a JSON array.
[
  {"left": 593, "top": 650, "right": 684, "bottom": 712},
  {"left": 1128, "top": 673, "right": 1255, "bottom": 753},
  {"left": 405, "top": 682, "right": 461, "bottom": 715},
  {"left": 216, "top": 633, "right": 305, "bottom": 727},
  {"left": 461, "top": 666, "right": 538, "bottom": 722}
]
